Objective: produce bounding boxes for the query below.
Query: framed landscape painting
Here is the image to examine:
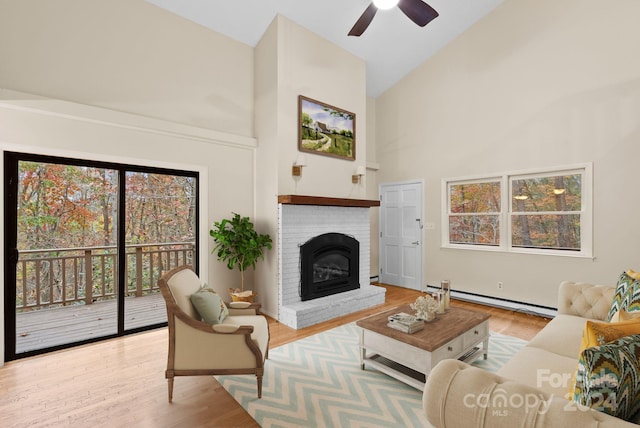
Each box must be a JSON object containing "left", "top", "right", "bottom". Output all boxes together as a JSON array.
[{"left": 298, "top": 95, "right": 355, "bottom": 161}]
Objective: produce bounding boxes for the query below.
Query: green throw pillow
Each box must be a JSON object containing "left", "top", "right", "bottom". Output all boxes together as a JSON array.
[
  {"left": 573, "top": 334, "right": 640, "bottom": 421},
  {"left": 608, "top": 272, "right": 640, "bottom": 322},
  {"left": 190, "top": 287, "right": 229, "bottom": 324}
]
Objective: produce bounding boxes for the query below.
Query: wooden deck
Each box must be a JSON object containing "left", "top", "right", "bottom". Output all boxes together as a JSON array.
[{"left": 15, "top": 293, "right": 167, "bottom": 354}]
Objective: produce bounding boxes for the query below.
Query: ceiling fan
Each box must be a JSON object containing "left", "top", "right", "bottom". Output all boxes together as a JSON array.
[{"left": 348, "top": 0, "right": 439, "bottom": 37}]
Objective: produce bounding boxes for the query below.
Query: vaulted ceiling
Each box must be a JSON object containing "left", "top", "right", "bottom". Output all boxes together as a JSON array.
[{"left": 146, "top": 0, "right": 504, "bottom": 98}]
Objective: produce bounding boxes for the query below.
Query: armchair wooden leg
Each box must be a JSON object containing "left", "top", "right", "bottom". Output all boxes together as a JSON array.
[
  {"left": 257, "top": 375, "right": 263, "bottom": 399},
  {"left": 168, "top": 377, "right": 174, "bottom": 403}
]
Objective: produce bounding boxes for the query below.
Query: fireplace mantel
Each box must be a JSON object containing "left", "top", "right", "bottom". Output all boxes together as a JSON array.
[{"left": 278, "top": 195, "right": 380, "bottom": 208}]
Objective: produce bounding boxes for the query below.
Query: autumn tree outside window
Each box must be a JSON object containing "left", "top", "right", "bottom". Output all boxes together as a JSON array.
[
  {"left": 447, "top": 179, "right": 501, "bottom": 246},
  {"left": 443, "top": 164, "right": 592, "bottom": 257}
]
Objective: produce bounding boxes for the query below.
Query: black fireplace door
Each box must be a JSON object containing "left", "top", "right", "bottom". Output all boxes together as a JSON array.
[{"left": 300, "top": 233, "right": 359, "bottom": 301}]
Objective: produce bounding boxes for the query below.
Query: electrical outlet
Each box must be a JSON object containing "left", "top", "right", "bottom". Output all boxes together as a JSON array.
[{"left": 497, "top": 282, "right": 504, "bottom": 290}]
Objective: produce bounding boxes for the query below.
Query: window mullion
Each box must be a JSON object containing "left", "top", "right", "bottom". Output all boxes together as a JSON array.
[{"left": 502, "top": 175, "right": 510, "bottom": 251}]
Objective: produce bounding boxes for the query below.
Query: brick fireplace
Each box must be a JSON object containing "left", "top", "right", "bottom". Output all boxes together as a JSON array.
[{"left": 277, "top": 195, "right": 386, "bottom": 329}]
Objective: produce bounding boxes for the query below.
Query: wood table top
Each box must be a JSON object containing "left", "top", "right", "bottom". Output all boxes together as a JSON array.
[{"left": 356, "top": 305, "right": 491, "bottom": 352}]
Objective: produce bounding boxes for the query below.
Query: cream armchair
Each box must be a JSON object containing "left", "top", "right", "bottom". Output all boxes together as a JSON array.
[{"left": 158, "top": 265, "right": 269, "bottom": 402}]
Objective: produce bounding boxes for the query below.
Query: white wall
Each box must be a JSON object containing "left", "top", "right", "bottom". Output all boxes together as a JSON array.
[
  {"left": 254, "top": 19, "right": 280, "bottom": 317},
  {"left": 366, "top": 97, "right": 380, "bottom": 276},
  {"left": 0, "top": 3, "right": 373, "bottom": 342},
  {"left": 374, "top": 0, "right": 640, "bottom": 307},
  {"left": 273, "top": 16, "right": 368, "bottom": 200},
  {"left": 254, "top": 16, "right": 369, "bottom": 318},
  {"left": 0, "top": 96, "right": 257, "bottom": 366},
  {"left": 0, "top": 0, "right": 258, "bottom": 365},
  {"left": 0, "top": 0, "right": 255, "bottom": 137}
]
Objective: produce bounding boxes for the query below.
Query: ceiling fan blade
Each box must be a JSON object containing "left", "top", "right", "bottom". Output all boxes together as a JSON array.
[
  {"left": 397, "top": 0, "right": 439, "bottom": 27},
  {"left": 348, "top": 3, "right": 378, "bottom": 37}
]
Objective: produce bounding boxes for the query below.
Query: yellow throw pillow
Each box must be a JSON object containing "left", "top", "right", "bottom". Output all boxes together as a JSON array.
[
  {"left": 627, "top": 269, "right": 640, "bottom": 281},
  {"left": 581, "top": 318, "right": 640, "bottom": 349},
  {"left": 569, "top": 318, "right": 640, "bottom": 398}
]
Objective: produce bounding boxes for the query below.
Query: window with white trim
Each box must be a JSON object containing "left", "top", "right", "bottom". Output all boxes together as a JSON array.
[
  {"left": 447, "top": 179, "right": 501, "bottom": 247},
  {"left": 442, "top": 164, "right": 592, "bottom": 256}
]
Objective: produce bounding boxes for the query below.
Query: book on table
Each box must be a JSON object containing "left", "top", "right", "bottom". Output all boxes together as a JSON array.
[
  {"left": 387, "top": 312, "right": 424, "bottom": 333},
  {"left": 387, "top": 321, "right": 424, "bottom": 333}
]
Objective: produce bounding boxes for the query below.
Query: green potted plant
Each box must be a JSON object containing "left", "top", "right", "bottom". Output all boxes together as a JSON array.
[{"left": 209, "top": 212, "right": 273, "bottom": 301}]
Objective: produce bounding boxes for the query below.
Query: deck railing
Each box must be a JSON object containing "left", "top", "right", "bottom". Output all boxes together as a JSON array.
[{"left": 16, "top": 242, "right": 195, "bottom": 311}]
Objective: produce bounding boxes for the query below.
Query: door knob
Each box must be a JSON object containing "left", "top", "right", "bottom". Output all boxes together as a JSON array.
[{"left": 412, "top": 241, "right": 419, "bottom": 245}]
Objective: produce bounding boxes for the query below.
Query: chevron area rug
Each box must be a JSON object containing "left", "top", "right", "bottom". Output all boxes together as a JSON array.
[{"left": 217, "top": 323, "right": 526, "bottom": 428}]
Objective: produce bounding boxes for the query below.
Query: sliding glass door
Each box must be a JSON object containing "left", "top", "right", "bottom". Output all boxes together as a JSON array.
[
  {"left": 123, "top": 171, "right": 197, "bottom": 330},
  {"left": 4, "top": 152, "right": 198, "bottom": 360}
]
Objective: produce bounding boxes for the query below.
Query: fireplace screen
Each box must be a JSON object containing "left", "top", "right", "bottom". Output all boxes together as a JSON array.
[{"left": 299, "top": 233, "right": 359, "bottom": 301}]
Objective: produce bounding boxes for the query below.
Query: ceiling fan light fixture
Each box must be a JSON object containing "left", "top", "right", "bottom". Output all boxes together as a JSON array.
[
  {"left": 349, "top": 0, "right": 438, "bottom": 37},
  {"left": 373, "top": 0, "right": 399, "bottom": 10}
]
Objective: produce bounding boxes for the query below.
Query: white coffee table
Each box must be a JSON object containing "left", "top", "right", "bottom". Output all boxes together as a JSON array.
[{"left": 356, "top": 305, "right": 490, "bottom": 390}]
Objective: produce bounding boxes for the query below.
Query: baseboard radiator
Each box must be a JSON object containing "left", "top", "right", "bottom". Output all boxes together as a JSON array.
[{"left": 425, "top": 285, "right": 557, "bottom": 318}]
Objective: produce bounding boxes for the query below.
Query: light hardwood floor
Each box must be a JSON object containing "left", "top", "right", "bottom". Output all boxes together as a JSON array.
[{"left": 0, "top": 284, "right": 550, "bottom": 428}]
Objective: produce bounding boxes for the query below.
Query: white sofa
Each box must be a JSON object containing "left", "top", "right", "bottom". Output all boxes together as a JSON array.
[{"left": 423, "top": 281, "right": 639, "bottom": 427}]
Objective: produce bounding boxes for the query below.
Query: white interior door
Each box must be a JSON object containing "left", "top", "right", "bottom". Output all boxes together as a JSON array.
[{"left": 379, "top": 181, "right": 423, "bottom": 290}]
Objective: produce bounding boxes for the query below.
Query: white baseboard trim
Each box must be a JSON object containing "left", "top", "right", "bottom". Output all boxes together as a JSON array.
[{"left": 425, "top": 285, "right": 557, "bottom": 318}]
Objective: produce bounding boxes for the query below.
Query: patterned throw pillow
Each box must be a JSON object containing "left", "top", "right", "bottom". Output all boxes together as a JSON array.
[
  {"left": 607, "top": 272, "right": 640, "bottom": 322},
  {"left": 573, "top": 334, "right": 640, "bottom": 421},
  {"left": 626, "top": 276, "right": 640, "bottom": 315},
  {"left": 569, "top": 318, "right": 640, "bottom": 398},
  {"left": 190, "top": 286, "right": 229, "bottom": 324}
]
